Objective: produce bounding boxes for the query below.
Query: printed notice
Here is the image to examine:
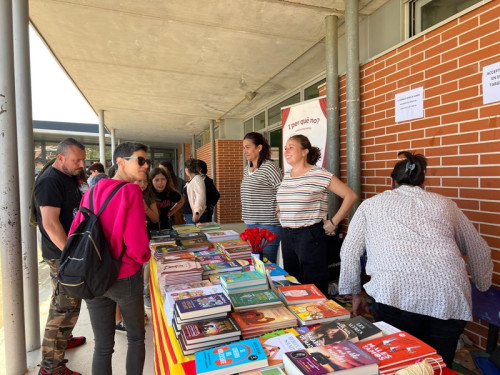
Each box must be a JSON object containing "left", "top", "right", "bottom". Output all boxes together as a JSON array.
[
  {"left": 395, "top": 87, "right": 424, "bottom": 122},
  {"left": 483, "top": 61, "right": 500, "bottom": 104}
]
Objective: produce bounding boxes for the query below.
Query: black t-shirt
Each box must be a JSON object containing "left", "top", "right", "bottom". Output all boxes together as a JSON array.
[
  {"left": 34, "top": 166, "right": 82, "bottom": 259},
  {"left": 155, "top": 189, "right": 181, "bottom": 229},
  {"left": 181, "top": 183, "right": 192, "bottom": 215}
]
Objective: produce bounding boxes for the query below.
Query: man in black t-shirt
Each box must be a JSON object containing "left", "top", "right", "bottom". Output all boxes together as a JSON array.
[
  {"left": 197, "top": 160, "right": 220, "bottom": 222},
  {"left": 34, "top": 138, "right": 86, "bottom": 375}
]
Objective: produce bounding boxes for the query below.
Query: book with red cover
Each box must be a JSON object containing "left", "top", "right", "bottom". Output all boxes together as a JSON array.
[
  {"left": 277, "top": 284, "right": 326, "bottom": 305},
  {"left": 288, "top": 299, "right": 351, "bottom": 325},
  {"left": 380, "top": 353, "right": 444, "bottom": 375},
  {"left": 357, "top": 331, "right": 437, "bottom": 370},
  {"left": 231, "top": 306, "right": 298, "bottom": 331}
]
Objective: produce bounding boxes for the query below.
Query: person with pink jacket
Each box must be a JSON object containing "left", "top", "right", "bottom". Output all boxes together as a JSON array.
[{"left": 69, "top": 142, "right": 151, "bottom": 375}]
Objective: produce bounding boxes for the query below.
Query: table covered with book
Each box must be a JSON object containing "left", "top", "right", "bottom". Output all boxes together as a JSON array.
[{"left": 149, "top": 223, "right": 458, "bottom": 375}]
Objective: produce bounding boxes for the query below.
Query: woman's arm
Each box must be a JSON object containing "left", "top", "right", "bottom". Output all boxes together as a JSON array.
[
  {"left": 168, "top": 195, "right": 185, "bottom": 217},
  {"left": 144, "top": 200, "right": 160, "bottom": 223},
  {"left": 327, "top": 175, "right": 358, "bottom": 227}
]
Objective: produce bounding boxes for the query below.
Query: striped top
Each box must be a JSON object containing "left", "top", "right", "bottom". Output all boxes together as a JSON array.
[
  {"left": 240, "top": 160, "right": 282, "bottom": 225},
  {"left": 276, "top": 166, "right": 333, "bottom": 228}
]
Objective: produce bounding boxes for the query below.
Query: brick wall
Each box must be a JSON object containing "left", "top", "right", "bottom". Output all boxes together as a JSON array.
[
  {"left": 215, "top": 140, "right": 243, "bottom": 224},
  {"left": 340, "top": 0, "right": 499, "bottom": 349},
  {"left": 196, "top": 144, "right": 212, "bottom": 177}
]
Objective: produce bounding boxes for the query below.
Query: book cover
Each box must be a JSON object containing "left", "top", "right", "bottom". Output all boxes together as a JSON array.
[
  {"left": 202, "top": 260, "right": 245, "bottom": 274},
  {"left": 173, "top": 224, "right": 198, "bottom": 232},
  {"left": 229, "top": 289, "right": 282, "bottom": 310},
  {"left": 372, "top": 321, "right": 401, "bottom": 336},
  {"left": 288, "top": 300, "right": 351, "bottom": 325},
  {"left": 150, "top": 228, "right": 177, "bottom": 238},
  {"left": 175, "top": 293, "right": 232, "bottom": 319},
  {"left": 164, "top": 285, "right": 227, "bottom": 321},
  {"left": 178, "top": 331, "right": 240, "bottom": 355},
  {"left": 217, "top": 239, "right": 251, "bottom": 250},
  {"left": 265, "top": 263, "right": 288, "bottom": 276},
  {"left": 178, "top": 231, "right": 206, "bottom": 239},
  {"left": 357, "top": 331, "right": 437, "bottom": 369},
  {"left": 157, "top": 252, "right": 196, "bottom": 262},
  {"left": 157, "top": 259, "right": 202, "bottom": 274},
  {"left": 195, "top": 337, "right": 268, "bottom": 375},
  {"left": 258, "top": 332, "right": 305, "bottom": 367},
  {"left": 343, "top": 316, "right": 382, "bottom": 342},
  {"left": 282, "top": 350, "right": 328, "bottom": 375},
  {"left": 164, "top": 280, "right": 213, "bottom": 293},
  {"left": 270, "top": 275, "right": 301, "bottom": 288},
  {"left": 181, "top": 316, "right": 241, "bottom": 343},
  {"left": 231, "top": 306, "right": 298, "bottom": 331},
  {"left": 298, "top": 321, "right": 358, "bottom": 348},
  {"left": 306, "top": 341, "right": 378, "bottom": 374},
  {"left": 240, "top": 367, "right": 287, "bottom": 375},
  {"left": 277, "top": 284, "right": 326, "bottom": 305},
  {"left": 221, "top": 271, "right": 267, "bottom": 287}
]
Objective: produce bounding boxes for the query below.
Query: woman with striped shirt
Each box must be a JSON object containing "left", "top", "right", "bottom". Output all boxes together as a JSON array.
[
  {"left": 277, "top": 134, "right": 358, "bottom": 296},
  {"left": 241, "top": 132, "right": 283, "bottom": 263}
]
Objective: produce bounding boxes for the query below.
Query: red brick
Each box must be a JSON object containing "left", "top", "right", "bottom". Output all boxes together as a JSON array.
[
  {"left": 481, "top": 178, "right": 500, "bottom": 189},
  {"left": 480, "top": 30, "right": 500, "bottom": 48},
  {"left": 442, "top": 177, "right": 478, "bottom": 188},
  {"left": 442, "top": 132, "right": 478, "bottom": 146},
  {"left": 460, "top": 44, "right": 500, "bottom": 66},
  {"left": 442, "top": 16, "right": 478, "bottom": 41},
  {"left": 425, "top": 124, "right": 458, "bottom": 138},
  {"left": 425, "top": 38, "right": 458, "bottom": 59},
  {"left": 461, "top": 188, "right": 499, "bottom": 200}
]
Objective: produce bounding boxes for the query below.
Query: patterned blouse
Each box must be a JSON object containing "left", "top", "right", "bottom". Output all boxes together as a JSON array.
[{"left": 338, "top": 185, "right": 492, "bottom": 321}]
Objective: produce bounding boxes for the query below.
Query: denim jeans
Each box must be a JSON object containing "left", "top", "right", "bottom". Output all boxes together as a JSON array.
[
  {"left": 183, "top": 212, "right": 207, "bottom": 224},
  {"left": 281, "top": 221, "right": 330, "bottom": 296},
  {"left": 245, "top": 223, "right": 282, "bottom": 264},
  {"left": 85, "top": 269, "right": 145, "bottom": 375},
  {"left": 372, "top": 300, "right": 467, "bottom": 368}
]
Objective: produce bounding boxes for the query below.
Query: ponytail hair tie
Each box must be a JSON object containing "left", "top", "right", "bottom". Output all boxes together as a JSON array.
[{"left": 405, "top": 161, "right": 416, "bottom": 174}]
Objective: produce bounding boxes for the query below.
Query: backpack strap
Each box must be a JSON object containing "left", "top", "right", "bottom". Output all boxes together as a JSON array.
[{"left": 89, "top": 182, "right": 127, "bottom": 217}]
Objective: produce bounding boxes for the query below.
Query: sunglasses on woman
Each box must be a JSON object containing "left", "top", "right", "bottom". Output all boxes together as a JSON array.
[{"left": 123, "top": 156, "right": 151, "bottom": 166}]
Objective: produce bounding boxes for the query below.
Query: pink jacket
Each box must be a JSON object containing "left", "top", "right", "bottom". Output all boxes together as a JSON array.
[{"left": 69, "top": 178, "right": 150, "bottom": 279}]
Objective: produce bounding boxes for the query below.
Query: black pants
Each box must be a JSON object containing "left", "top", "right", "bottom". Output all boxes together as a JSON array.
[
  {"left": 281, "top": 221, "right": 330, "bottom": 296},
  {"left": 372, "top": 300, "right": 467, "bottom": 368}
]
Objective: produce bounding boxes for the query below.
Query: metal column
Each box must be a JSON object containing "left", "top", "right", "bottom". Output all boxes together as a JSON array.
[
  {"left": 325, "top": 15, "right": 340, "bottom": 217},
  {"left": 181, "top": 143, "right": 186, "bottom": 179},
  {"left": 98, "top": 109, "right": 106, "bottom": 165},
  {"left": 0, "top": 0, "right": 28, "bottom": 373},
  {"left": 13, "top": 0, "right": 40, "bottom": 351},
  {"left": 209, "top": 121, "right": 216, "bottom": 221},
  {"left": 346, "top": 0, "right": 361, "bottom": 213},
  {"left": 110, "top": 127, "right": 116, "bottom": 162},
  {"left": 191, "top": 135, "right": 196, "bottom": 158}
]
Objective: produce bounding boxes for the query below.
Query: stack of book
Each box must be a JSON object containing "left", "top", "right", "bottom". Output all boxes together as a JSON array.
[
  {"left": 196, "top": 222, "right": 221, "bottom": 231},
  {"left": 283, "top": 341, "right": 379, "bottom": 375},
  {"left": 177, "top": 230, "right": 206, "bottom": 241},
  {"left": 164, "top": 279, "right": 213, "bottom": 294},
  {"left": 180, "top": 237, "right": 214, "bottom": 251},
  {"left": 149, "top": 235, "right": 177, "bottom": 247},
  {"left": 220, "top": 270, "right": 269, "bottom": 294},
  {"left": 229, "top": 289, "right": 284, "bottom": 312},
  {"left": 156, "top": 258, "right": 203, "bottom": 291},
  {"left": 297, "top": 321, "right": 359, "bottom": 348},
  {"left": 177, "top": 316, "right": 242, "bottom": 355},
  {"left": 357, "top": 331, "right": 443, "bottom": 375},
  {"left": 151, "top": 243, "right": 187, "bottom": 260},
  {"left": 164, "top": 283, "right": 226, "bottom": 323},
  {"left": 201, "top": 259, "right": 248, "bottom": 279},
  {"left": 150, "top": 228, "right": 178, "bottom": 238},
  {"left": 287, "top": 299, "right": 351, "bottom": 326},
  {"left": 194, "top": 249, "right": 228, "bottom": 265},
  {"left": 217, "top": 239, "right": 253, "bottom": 261},
  {"left": 173, "top": 293, "right": 232, "bottom": 329},
  {"left": 277, "top": 284, "right": 327, "bottom": 305},
  {"left": 231, "top": 306, "right": 298, "bottom": 338},
  {"left": 173, "top": 224, "right": 199, "bottom": 233},
  {"left": 195, "top": 337, "right": 268, "bottom": 375},
  {"left": 205, "top": 229, "right": 241, "bottom": 242},
  {"left": 343, "top": 316, "right": 384, "bottom": 342}
]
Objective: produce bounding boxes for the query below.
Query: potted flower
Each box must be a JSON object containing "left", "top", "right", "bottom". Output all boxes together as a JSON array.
[{"left": 240, "top": 227, "right": 278, "bottom": 263}]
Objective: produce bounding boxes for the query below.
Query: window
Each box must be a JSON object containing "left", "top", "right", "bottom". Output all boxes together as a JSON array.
[
  {"left": 268, "top": 93, "right": 300, "bottom": 126},
  {"left": 243, "top": 118, "right": 253, "bottom": 134},
  {"left": 254, "top": 112, "right": 266, "bottom": 131},
  {"left": 409, "top": 0, "right": 481, "bottom": 36},
  {"left": 304, "top": 78, "right": 326, "bottom": 101}
]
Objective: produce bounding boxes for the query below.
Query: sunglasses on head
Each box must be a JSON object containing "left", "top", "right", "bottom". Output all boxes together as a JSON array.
[{"left": 123, "top": 156, "right": 151, "bottom": 166}]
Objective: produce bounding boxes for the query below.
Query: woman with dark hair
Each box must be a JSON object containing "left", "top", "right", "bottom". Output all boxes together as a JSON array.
[
  {"left": 149, "top": 167, "right": 183, "bottom": 229},
  {"left": 339, "top": 151, "right": 492, "bottom": 368},
  {"left": 276, "top": 134, "right": 358, "bottom": 296},
  {"left": 240, "top": 132, "right": 283, "bottom": 263},
  {"left": 183, "top": 158, "right": 207, "bottom": 223}
]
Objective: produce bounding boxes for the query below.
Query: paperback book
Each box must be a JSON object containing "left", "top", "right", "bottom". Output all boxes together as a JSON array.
[
  {"left": 277, "top": 284, "right": 326, "bottom": 305},
  {"left": 231, "top": 306, "right": 298, "bottom": 337},
  {"left": 195, "top": 337, "right": 268, "bottom": 375},
  {"left": 298, "top": 321, "right": 358, "bottom": 348},
  {"left": 288, "top": 299, "right": 351, "bottom": 326},
  {"left": 178, "top": 330, "right": 240, "bottom": 355},
  {"left": 343, "top": 316, "right": 383, "bottom": 342},
  {"left": 181, "top": 316, "right": 241, "bottom": 344},
  {"left": 220, "top": 270, "right": 268, "bottom": 288},
  {"left": 258, "top": 332, "right": 306, "bottom": 367},
  {"left": 229, "top": 289, "right": 283, "bottom": 311},
  {"left": 205, "top": 230, "right": 241, "bottom": 242},
  {"left": 175, "top": 292, "right": 232, "bottom": 320},
  {"left": 282, "top": 349, "right": 328, "bottom": 375},
  {"left": 201, "top": 260, "right": 247, "bottom": 275},
  {"left": 164, "top": 280, "right": 212, "bottom": 293}
]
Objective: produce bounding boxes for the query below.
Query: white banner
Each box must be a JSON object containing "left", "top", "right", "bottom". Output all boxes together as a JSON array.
[{"left": 281, "top": 96, "right": 327, "bottom": 172}]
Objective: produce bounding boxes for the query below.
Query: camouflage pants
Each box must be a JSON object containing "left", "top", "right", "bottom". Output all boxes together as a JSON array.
[{"left": 40, "top": 258, "right": 82, "bottom": 372}]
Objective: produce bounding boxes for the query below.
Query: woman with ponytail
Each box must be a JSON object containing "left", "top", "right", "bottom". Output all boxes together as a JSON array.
[{"left": 339, "top": 151, "right": 492, "bottom": 368}]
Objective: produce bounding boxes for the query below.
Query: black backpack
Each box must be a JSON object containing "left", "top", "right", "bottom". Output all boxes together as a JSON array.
[{"left": 58, "top": 182, "right": 127, "bottom": 299}]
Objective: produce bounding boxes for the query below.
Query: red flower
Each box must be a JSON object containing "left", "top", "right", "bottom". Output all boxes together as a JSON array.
[{"left": 240, "top": 227, "right": 278, "bottom": 254}]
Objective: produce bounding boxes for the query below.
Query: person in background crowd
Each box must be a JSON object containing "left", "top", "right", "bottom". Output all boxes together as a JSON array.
[
  {"left": 87, "top": 162, "right": 107, "bottom": 188},
  {"left": 338, "top": 151, "right": 493, "bottom": 368},
  {"left": 197, "top": 159, "right": 220, "bottom": 222},
  {"left": 159, "top": 160, "right": 186, "bottom": 225},
  {"left": 69, "top": 142, "right": 151, "bottom": 375},
  {"left": 276, "top": 134, "right": 358, "bottom": 297},
  {"left": 183, "top": 158, "right": 207, "bottom": 224},
  {"left": 240, "top": 132, "right": 283, "bottom": 263},
  {"left": 150, "top": 167, "right": 183, "bottom": 229},
  {"left": 34, "top": 137, "right": 87, "bottom": 375}
]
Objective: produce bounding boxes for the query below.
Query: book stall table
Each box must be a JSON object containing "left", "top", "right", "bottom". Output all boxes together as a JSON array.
[{"left": 149, "top": 258, "right": 459, "bottom": 375}]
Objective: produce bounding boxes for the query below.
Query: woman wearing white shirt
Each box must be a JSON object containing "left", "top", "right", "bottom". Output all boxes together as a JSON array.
[{"left": 184, "top": 158, "right": 207, "bottom": 223}]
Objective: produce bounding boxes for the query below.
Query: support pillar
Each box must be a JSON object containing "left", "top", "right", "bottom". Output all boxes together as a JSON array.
[
  {"left": 181, "top": 143, "right": 186, "bottom": 179},
  {"left": 191, "top": 135, "right": 196, "bottom": 158},
  {"left": 110, "top": 127, "right": 116, "bottom": 163},
  {"left": 346, "top": 0, "right": 361, "bottom": 214},
  {"left": 325, "top": 15, "right": 340, "bottom": 217},
  {"left": 13, "top": 0, "right": 40, "bottom": 351},
  {"left": 0, "top": 0, "right": 28, "bottom": 373},
  {"left": 209, "top": 121, "right": 216, "bottom": 221},
  {"left": 98, "top": 109, "right": 106, "bottom": 165}
]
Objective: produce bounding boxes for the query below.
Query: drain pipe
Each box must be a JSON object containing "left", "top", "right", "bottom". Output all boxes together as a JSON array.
[
  {"left": 346, "top": 0, "right": 361, "bottom": 214},
  {"left": 325, "top": 14, "right": 340, "bottom": 217}
]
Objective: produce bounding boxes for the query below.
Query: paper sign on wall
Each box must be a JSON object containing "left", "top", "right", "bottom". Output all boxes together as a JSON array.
[
  {"left": 395, "top": 87, "right": 424, "bottom": 122},
  {"left": 281, "top": 97, "right": 327, "bottom": 173},
  {"left": 483, "top": 61, "right": 500, "bottom": 104}
]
